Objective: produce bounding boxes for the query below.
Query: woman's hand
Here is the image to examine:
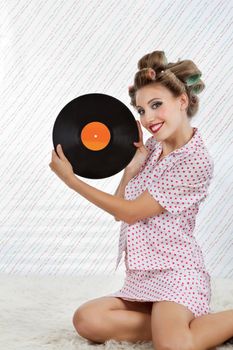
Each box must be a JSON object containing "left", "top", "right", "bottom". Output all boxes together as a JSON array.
[
  {"left": 49, "top": 144, "right": 75, "bottom": 187},
  {"left": 125, "top": 120, "right": 149, "bottom": 178}
]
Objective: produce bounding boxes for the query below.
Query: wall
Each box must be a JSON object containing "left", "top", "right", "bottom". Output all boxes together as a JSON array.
[{"left": 1, "top": 0, "right": 232, "bottom": 278}]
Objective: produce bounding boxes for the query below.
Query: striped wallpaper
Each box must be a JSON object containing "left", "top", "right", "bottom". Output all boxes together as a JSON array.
[{"left": 1, "top": 0, "right": 232, "bottom": 278}]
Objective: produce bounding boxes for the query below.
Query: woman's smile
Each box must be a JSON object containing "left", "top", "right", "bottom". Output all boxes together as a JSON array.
[{"left": 149, "top": 122, "right": 164, "bottom": 133}]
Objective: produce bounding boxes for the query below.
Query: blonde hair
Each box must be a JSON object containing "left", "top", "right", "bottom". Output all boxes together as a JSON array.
[{"left": 128, "top": 50, "right": 205, "bottom": 118}]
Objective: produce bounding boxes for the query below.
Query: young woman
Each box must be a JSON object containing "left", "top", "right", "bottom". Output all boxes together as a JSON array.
[{"left": 49, "top": 50, "right": 233, "bottom": 350}]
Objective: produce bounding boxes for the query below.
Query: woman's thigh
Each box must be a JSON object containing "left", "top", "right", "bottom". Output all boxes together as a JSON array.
[
  {"left": 75, "top": 296, "right": 153, "bottom": 315},
  {"left": 73, "top": 296, "right": 154, "bottom": 343}
]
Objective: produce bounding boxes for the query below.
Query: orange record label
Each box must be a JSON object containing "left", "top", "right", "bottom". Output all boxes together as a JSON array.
[{"left": 80, "top": 121, "right": 111, "bottom": 151}]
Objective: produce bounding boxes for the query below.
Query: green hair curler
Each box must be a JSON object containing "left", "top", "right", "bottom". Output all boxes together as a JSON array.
[{"left": 185, "top": 74, "right": 202, "bottom": 86}]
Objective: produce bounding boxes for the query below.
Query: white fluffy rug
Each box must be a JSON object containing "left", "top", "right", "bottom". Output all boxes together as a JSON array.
[{"left": 0, "top": 273, "right": 233, "bottom": 350}]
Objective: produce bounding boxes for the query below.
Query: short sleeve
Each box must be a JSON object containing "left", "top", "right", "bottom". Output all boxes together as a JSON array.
[{"left": 147, "top": 154, "right": 214, "bottom": 215}]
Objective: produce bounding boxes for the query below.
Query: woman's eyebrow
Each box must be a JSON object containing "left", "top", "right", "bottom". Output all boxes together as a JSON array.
[{"left": 136, "top": 97, "right": 161, "bottom": 108}]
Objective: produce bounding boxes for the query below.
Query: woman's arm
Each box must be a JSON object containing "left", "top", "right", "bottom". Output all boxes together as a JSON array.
[
  {"left": 67, "top": 173, "right": 135, "bottom": 224},
  {"left": 49, "top": 144, "right": 135, "bottom": 224}
]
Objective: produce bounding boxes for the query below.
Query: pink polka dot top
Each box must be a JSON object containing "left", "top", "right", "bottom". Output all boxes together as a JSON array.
[{"left": 115, "top": 127, "right": 214, "bottom": 272}]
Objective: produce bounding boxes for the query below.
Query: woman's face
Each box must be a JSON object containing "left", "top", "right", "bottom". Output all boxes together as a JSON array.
[{"left": 135, "top": 83, "right": 189, "bottom": 141}]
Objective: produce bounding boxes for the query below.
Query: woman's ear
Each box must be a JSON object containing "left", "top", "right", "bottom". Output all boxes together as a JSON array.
[{"left": 179, "top": 92, "right": 189, "bottom": 111}]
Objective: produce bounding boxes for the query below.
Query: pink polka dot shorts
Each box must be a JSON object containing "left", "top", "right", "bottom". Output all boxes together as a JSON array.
[{"left": 109, "top": 253, "right": 212, "bottom": 318}]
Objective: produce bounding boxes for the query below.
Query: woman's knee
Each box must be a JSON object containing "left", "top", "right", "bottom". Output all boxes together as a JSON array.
[
  {"left": 72, "top": 308, "right": 81, "bottom": 333},
  {"left": 72, "top": 295, "right": 126, "bottom": 334},
  {"left": 72, "top": 302, "right": 107, "bottom": 341},
  {"left": 72, "top": 306, "right": 93, "bottom": 338}
]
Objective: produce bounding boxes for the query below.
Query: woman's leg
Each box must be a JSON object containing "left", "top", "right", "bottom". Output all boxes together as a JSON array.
[
  {"left": 151, "top": 301, "right": 233, "bottom": 350},
  {"left": 189, "top": 309, "right": 233, "bottom": 349},
  {"left": 151, "top": 300, "right": 195, "bottom": 350},
  {"left": 73, "top": 296, "right": 233, "bottom": 347},
  {"left": 73, "top": 296, "right": 153, "bottom": 343}
]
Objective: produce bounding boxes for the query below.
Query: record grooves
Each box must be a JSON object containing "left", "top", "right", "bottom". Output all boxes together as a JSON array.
[{"left": 52, "top": 93, "right": 139, "bottom": 179}]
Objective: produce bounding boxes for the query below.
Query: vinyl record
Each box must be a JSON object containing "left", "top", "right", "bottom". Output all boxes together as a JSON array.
[{"left": 52, "top": 93, "right": 139, "bottom": 179}]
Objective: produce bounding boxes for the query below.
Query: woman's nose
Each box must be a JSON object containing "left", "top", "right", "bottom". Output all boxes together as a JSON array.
[{"left": 144, "top": 112, "right": 156, "bottom": 123}]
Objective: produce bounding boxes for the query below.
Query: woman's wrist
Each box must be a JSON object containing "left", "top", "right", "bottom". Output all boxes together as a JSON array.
[{"left": 66, "top": 174, "right": 78, "bottom": 189}]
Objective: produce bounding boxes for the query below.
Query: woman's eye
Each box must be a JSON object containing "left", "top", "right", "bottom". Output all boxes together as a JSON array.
[{"left": 138, "top": 102, "right": 162, "bottom": 115}]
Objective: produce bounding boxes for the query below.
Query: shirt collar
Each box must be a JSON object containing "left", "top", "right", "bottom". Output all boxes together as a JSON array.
[{"left": 156, "top": 126, "right": 203, "bottom": 159}]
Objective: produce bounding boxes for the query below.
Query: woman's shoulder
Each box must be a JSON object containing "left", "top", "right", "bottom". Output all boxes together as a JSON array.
[{"left": 171, "top": 146, "right": 214, "bottom": 184}]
